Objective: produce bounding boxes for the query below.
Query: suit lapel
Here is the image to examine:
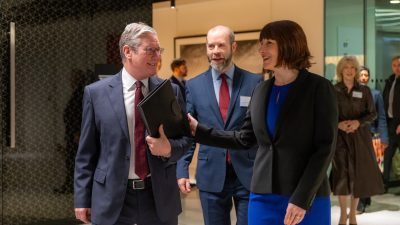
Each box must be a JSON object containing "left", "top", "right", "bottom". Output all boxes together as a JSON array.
[
  {"left": 274, "top": 70, "right": 308, "bottom": 140},
  {"left": 107, "top": 72, "right": 129, "bottom": 139},
  {"left": 254, "top": 79, "right": 273, "bottom": 143},
  {"left": 205, "top": 69, "right": 225, "bottom": 126},
  {"left": 224, "top": 67, "right": 243, "bottom": 127},
  {"left": 149, "top": 75, "right": 162, "bottom": 92}
]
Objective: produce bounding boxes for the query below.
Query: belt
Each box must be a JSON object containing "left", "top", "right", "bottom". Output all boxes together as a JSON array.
[{"left": 127, "top": 177, "right": 152, "bottom": 190}]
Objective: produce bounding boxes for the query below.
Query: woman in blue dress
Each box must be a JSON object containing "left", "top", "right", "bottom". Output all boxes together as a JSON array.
[{"left": 186, "top": 20, "right": 338, "bottom": 225}]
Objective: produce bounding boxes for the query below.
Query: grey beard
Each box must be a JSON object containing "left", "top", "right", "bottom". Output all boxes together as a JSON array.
[{"left": 209, "top": 55, "right": 232, "bottom": 72}]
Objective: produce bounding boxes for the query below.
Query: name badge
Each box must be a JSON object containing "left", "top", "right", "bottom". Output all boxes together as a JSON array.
[
  {"left": 352, "top": 91, "right": 363, "bottom": 98},
  {"left": 240, "top": 96, "right": 251, "bottom": 107}
]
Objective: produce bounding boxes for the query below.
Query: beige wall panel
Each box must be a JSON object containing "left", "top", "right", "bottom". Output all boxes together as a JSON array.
[
  {"left": 153, "top": 0, "right": 273, "bottom": 78},
  {"left": 270, "top": 0, "right": 324, "bottom": 74},
  {"left": 153, "top": 0, "right": 324, "bottom": 180},
  {"left": 154, "top": 0, "right": 323, "bottom": 77}
]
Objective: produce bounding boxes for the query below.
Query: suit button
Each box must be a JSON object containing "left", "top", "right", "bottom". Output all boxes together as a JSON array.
[{"left": 126, "top": 156, "right": 129, "bottom": 160}]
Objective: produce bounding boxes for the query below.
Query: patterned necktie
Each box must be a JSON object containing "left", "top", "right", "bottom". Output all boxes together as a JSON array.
[
  {"left": 134, "top": 81, "right": 149, "bottom": 180},
  {"left": 219, "top": 74, "right": 231, "bottom": 163}
]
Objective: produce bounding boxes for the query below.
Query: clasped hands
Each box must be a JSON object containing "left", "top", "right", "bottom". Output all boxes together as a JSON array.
[{"left": 338, "top": 120, "right": 360, "bottom": 133}]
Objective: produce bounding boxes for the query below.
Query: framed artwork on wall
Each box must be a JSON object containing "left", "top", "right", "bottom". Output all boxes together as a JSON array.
[{"left": 174, "top": 30, "right": 262, "bottom": 79}]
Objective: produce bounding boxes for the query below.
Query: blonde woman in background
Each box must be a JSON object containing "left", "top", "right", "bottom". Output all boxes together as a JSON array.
[{"left": 331, "top": 56, "right": 384, "bottom": 225}]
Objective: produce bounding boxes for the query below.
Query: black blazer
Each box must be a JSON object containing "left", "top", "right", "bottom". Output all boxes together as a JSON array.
[
  {"left": 195, "top": 69, "right": 338, "bottom": 210},
  {"left": 383, "top": 74, "right": 400, "bottom": 126}
]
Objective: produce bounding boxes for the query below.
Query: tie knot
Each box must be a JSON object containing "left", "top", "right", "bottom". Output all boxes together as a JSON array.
[
  {"left": 135, "top": 81, "right": 142, "bottom": 89},
  {"left": 220, "top": 73, "right": 228, "bottom": 80}
]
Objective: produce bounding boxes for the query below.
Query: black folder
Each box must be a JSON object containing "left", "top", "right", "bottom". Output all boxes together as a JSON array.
[{"left": 137, "top": 79, "right": 189, "bottom": 138}]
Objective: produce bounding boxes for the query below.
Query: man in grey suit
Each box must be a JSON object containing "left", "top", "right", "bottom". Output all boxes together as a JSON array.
[
  {"left": 176, "top": 25, "right": 262, "bottom": 225},
  {"left": 74, "top": 22, "right": 191, "bottom": 225}
]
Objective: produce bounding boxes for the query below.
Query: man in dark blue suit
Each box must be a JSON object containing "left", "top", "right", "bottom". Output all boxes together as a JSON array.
[
  {"left": 74, "top": 22, "right": 191, "bottom": 225},
  {"left": 176, "top": 25, "right": 262, "bottom": 225},
  {"left": 169, "top": 58, "right": 188, "bottom": 101}
]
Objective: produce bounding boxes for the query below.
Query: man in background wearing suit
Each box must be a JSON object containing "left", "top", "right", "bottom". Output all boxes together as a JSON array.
[
  {"left": 383, "top": 55, "right": 400, "bottom": 191},
  {"left": 74, "top": 22, "right": 191, "bottom": 225},
  {"left": 176, "top": 25, "right": 262, "bottom": 225},
  {"left": 169, "top": 58, "right": 188, "bottom": 101}
]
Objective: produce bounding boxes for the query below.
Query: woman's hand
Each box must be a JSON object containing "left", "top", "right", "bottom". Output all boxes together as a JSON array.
[
  {"left": 187, "top": 113, "right": 198, "bottom": 136},
  {"left": 284, "top": 203, "right": 306, "bottom": 225},
  {"left": 396, "top": 124, "right": 400, "bottom": 134},
  {"left": 346, "top": 120, "right": 360, "bottom": 133},
  {"left": 338, "top": 121, "right": 350, "bottom": 132},
  {"left": 338, "top": 120, "right": 359, "bottom": 133}
]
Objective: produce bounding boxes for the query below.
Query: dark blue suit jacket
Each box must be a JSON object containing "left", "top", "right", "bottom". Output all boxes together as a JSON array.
[
  {"left": 370, "top": 89, "right": 389, "bottom": 144},
  {"left": 170, "top": 76, "right": 186, "bottom": 101},
  {"left": 74, "top": 71, "right": 191, "bottom": 225},
  {"left": 177, "top": 66, "right": 262, "bottom": 192}
]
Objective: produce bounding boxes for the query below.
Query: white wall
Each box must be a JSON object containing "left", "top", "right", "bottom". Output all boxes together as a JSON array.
[{"left": 153, "top": 0, "right": 324, "bottom": 78}]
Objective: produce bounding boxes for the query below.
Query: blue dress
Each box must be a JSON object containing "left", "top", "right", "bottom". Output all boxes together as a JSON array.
[{"left": 247, "top": 83, "right": 330, "bottom": 225}]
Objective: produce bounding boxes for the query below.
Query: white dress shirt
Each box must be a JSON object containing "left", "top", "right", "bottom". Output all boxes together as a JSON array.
[{"left": 121, "top": 68, "right": 149, "bottom": 179}]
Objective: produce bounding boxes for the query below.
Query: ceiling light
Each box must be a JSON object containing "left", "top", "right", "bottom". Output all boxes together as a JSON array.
[
  {"left": 390, "top": 0, "right": 400, "bottom": 4},
  {"left": 171, "top": 0, "right": 176, "bottom": 9}
]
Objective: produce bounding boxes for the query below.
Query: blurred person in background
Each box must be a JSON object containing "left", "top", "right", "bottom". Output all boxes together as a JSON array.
[
  {"left": 331, "top": 56, "right": 384, "bottom": 225},
  {"left": 382, "top": 55, "right": 400, "bottom": 189},
  {"left": 169, "top": 58, "right": 188, "bottom": 101},
  {"left": 54, "top": 69, "right": 98, "bottom": 194},
  {"left": 357, "top": 65, "right": 388, "bottom": 213}
]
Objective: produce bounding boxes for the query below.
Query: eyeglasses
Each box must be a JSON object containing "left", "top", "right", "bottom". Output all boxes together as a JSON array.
[{"left": 143, "top": 47, "right": 164, "bottom": 55}]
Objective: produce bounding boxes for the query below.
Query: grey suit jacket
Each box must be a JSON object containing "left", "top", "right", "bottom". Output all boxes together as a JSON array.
[{"left": 74, "top": 72, "right": 191, "bottom": 225}]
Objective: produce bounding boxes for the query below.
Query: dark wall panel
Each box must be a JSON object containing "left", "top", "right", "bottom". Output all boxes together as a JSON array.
[{"left": 0, "top": 1, "right": 152, "bottom": 224}]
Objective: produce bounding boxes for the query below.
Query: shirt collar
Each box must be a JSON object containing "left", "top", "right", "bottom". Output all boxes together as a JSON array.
[
  {"left": 122, "top": 67, "right": 149, "bottom": 91},
  {"left": 337, "top": 80, "right": 361, "bottom": 92},
  {"left": 211, "top": 64, "right": 235, "bottom": 81}
]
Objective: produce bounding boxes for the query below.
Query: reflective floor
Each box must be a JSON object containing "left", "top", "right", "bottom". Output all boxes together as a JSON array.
[
  {"left": 30, "top": 186, "right": 400, "bottom": 225},
  {"left": 179, "top": 186, "right": 400, "bottom": 225}
]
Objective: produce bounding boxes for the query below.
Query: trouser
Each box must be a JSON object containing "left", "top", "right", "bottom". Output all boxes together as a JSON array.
[
  {"left": 111, "top": 178, "right": 178, "bottom": 225},
  {"left": 384, "top": 119, "right": 400, "bottom": 183},
  {"left": 199, "top": 163, "right": 250, "bottom": 225}
]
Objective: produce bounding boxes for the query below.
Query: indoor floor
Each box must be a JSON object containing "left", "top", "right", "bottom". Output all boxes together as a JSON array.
[{"left": 178, "top": 186, "right": 400, "bottom": 225}]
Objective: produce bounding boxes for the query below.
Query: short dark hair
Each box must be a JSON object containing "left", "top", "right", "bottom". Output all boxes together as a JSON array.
[
  {"left": 392, "top": 55, "right": 400, "bottom": 62},
  {"left": 360, "top": 65, "right": 370, "bottom": 75},
  {"left": 170, "top": 58, "right": 186, "bottom": 71},
  {"left": 259, "top": 20, "right": 312, "bottom": 70}
]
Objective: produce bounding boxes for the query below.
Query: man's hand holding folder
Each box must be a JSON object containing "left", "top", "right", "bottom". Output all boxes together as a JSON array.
[
  {"left": 146, "top": 124, "right": 172, "bottom": 157},
  {"left": 137, "top": 79, "right": 190, "bottom": 139}
]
